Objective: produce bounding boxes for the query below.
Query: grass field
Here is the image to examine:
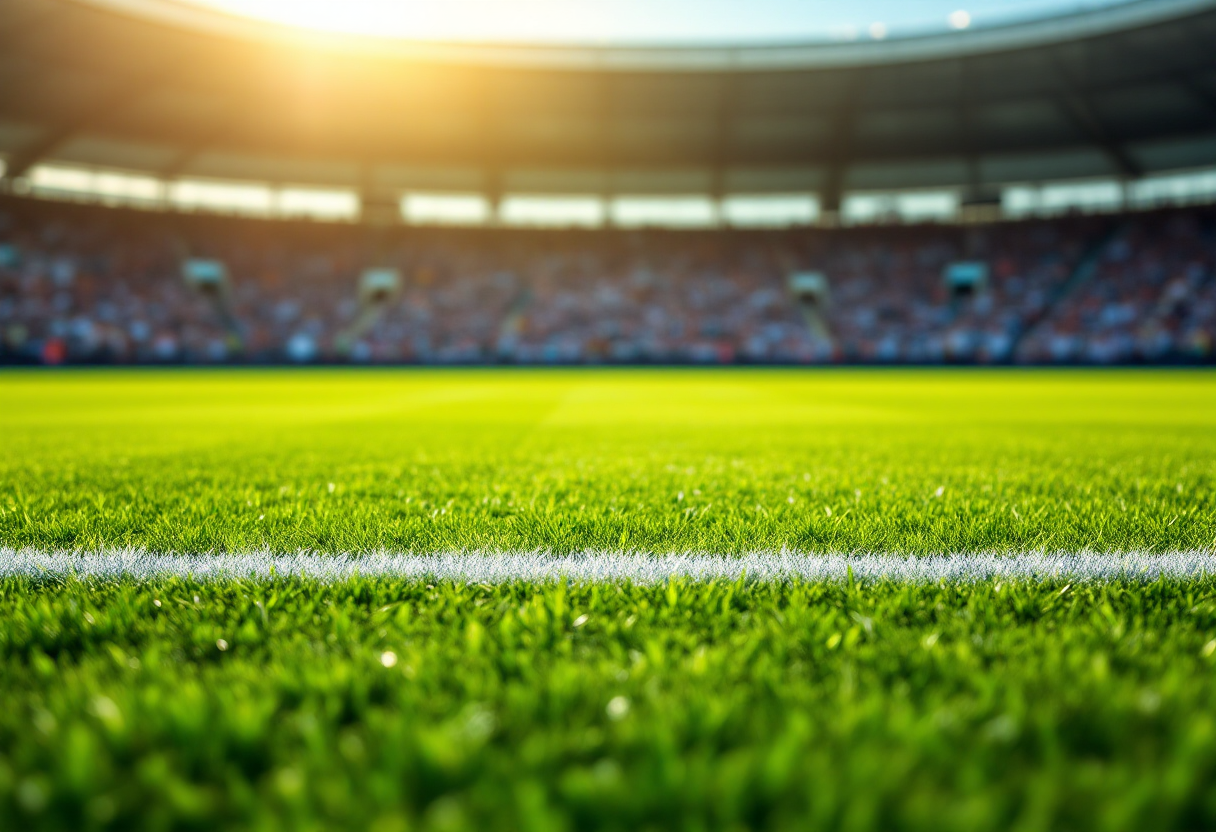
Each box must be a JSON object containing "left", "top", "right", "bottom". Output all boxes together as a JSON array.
[
  {"left": 3, "top": 369, "right": 1214, "bottom": 553},
  {"left": 2, "top": 368, "right": 1216, "bottom": 831}
]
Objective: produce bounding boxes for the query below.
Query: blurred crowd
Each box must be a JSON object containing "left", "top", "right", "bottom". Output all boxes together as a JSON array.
[
  {"left": 1013, "top": 210, "right": 1215, "bottom": 362},
  {"left": 0, "top": 196, "right": 1212, "bottom": 365}
]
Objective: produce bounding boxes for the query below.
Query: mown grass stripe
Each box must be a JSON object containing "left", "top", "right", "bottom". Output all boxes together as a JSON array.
[{"left": 4, "top": 549, "right": 1216, "bottom": 583}]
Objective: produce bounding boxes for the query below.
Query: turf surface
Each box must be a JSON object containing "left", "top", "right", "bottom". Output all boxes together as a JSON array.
[
  {"left": 2, "top": 368, "right": 1214, "bottom": 554},
  {"left": 3, "top": 369, "right": 1216, "bottom": 831},
  {"left": 3, "top": 575, "right": 1216, "bottom": 831}
]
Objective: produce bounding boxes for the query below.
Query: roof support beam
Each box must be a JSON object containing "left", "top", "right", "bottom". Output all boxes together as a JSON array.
[
  {"left": 1, "top": 72, "right": 163, "bottom": 181},
  {"left": 158, "top": 116, "right": 240, "bottom": 180},
  {"left": 472, "top": 71, "right": 504, "bottom": 224},
  {"left": 1046, "top": 47, "right": 1142, "bottom": 179},
  {"left": 820, "top": 69, "right": 867, "bottom": 215},
  {"left": 1053, "top": 92, "right": 1143, "bottom": 178},
  {"left": 710, "top": 70, "right": 740, "bottom": 202},
  {"left": 957, "top": 56, "right": 986, "bottom": 200},
  {"left": 596, "top": 71, "right": 617, "bottom": 221}
]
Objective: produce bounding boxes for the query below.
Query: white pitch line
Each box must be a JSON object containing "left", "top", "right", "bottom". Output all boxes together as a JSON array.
[{"left": 2, "top": 548, "right": 1215, "bottom": 583}]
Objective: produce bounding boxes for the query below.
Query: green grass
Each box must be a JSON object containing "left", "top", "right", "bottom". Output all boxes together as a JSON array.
[
  {"left": 3, "top": 575, "right": 1216, "bottom": 831},
  {"left": 3, "top": 368, "right": 1216, "bottom": 831},
  {"left": 2, "top": 368, "right": 1214, "bottom": 554}
]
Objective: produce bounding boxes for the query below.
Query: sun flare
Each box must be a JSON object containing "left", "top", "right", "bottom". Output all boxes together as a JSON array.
[
  {"left": 174, "top": 0, "right": 620, "bottom": 43},
  {"left": 169, "top": 0, "right": 1137, "bottom": 44}
]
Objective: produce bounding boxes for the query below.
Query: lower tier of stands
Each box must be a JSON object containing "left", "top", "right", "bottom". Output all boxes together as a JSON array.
[{"left": 1, "top": 197, "right": 1212, "bottom": 365}]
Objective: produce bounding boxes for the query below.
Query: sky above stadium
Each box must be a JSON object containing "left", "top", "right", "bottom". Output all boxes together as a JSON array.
[{"left": 174, "top": 0, "right": 1138, "bottom": 44}]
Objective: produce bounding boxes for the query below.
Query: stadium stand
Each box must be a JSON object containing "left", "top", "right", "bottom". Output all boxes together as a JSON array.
[{"left": 1, "top": 197, "right": 1212, "bottom": 365}]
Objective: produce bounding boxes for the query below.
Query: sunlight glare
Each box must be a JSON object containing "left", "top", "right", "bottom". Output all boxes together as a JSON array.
[{"left": 170, "top": 0, "right": 1138, "bottom": 44}]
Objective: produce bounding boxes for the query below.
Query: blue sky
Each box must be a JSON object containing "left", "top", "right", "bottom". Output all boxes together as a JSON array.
[{"left": 179, "top": 0, "right": 1137, "bottom": 44}]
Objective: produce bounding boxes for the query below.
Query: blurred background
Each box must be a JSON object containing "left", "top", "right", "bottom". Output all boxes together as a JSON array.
[{"left": 0, "top": 0, "right": 1213, "bottom": 366}]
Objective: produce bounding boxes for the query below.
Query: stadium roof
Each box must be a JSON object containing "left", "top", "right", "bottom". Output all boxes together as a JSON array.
[
  {"left": 115, "top": 1, "right": 1149, "bottom": 48},
  {"left": 0, "top": 0, "right": 1214, "bottom": 207}
]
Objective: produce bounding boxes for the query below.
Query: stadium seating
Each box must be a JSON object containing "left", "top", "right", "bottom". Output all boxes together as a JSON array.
[{"left": 0, "top": 196, "right": 1212, "bottom": 365}]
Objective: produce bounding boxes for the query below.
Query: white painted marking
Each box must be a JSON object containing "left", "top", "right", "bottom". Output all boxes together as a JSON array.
[{"left": 2, "top": 549, "right": 1215, "bottom": 583}]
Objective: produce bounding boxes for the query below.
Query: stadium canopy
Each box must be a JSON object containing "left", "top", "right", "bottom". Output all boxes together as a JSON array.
[{"left": 0, "top": 0, "right": 1214, "bottom": 221}]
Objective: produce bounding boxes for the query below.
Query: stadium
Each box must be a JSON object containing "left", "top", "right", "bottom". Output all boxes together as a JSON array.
[
  {"left": 1, "top": 0, "right": 1215, "bottom": 829},
  {"left": 2, "top": 0, "right": 1216, "bottom": 365}
]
